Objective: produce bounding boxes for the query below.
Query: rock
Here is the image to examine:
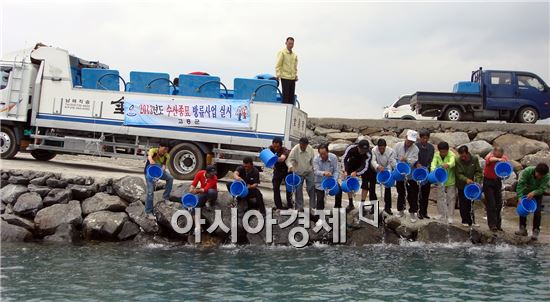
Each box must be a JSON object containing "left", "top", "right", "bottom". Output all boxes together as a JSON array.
[
  {"left": 82, "top": 193, "right": 128, "bottom": 215},
  {"left": 66, "top": 176, "right": 92, "bottom": 185},
  {"left": 384, "top": 216, "right": 402, "bottom": 230},
  {"left": 35, "top": 200, "right": 83, "bottom": 236},
  {"left": 83, "top": 211, "right": 129, "bottom": 241},
  {"left": 416, "top": 221, "right": 470, "bottom": 243},
  {"left": 520, "top": 150, "right": 550, "bottom": 168},
  {"left": 8, "top": 175, "right": 29, "bottom": 185},
  {"left": 0, "top": 184, "right": 29, "bottom": 204},
  {"left": 168, "top": 183, "right": 191, "bottom": 203},
  {"left": 309, "top": 136, "right": 329, "bottom": 148},
  {"left": 68, "top": 184, "right": 98, "bottom": 201},
  {"left": 503, "top": 191, "right": 518, "bottom": 207},
  {"left": 125, "top": 202, "right": 160, "bottom": 234},
  {"left": 13, "top": 192, "right": 43, "bottom": 217},
  {"left": 326, "top": 132, "right": 359, "bottom": 142},
  {"left": 371, "top": 136, "right": 404, "bottom": 149},
  {"left": 361, "top": 127, "right": 383, "bottom": 136},
  {"left": 328, "top": 142, "right": 351, "bottom": 156},
  {"left": 1, "top": 220, "right": 32, "bottom": 242},
  {"left": 202, "top": 197, "right": 234, "bottom": 239},
  {"left": 97, "top": 178, "right": 113, "bottom": 193},
  {"left": 29, "top": 175, "right": 49, "bottom": 186},
  {"left": 1, "top": 213, "right": 35, "bottom": 232},
  {"left": 510, "top": 160, "right": 523, "bottom": 172},
  {"left": 46, "top": 178, "right": 68, "bottom": 188},
  {"left": 42, "top": 188, "right": 72, "bottom": 206},
  {"left": 27, "top": 184, "right": 51, "bottom": 197},
  {"left": 355, "top": 135, "right": 373, "bottom": 144},
  {"left": 493, "top": 134, "right": 549, "bottom": 161},
  {"left": 395, "top": 225, "right": 417, "bottom": 240},
  {"left": 154, "top": 201, "right": 183, "bottom": 232},
  {"left": 113, "top": 176, "right": 146, "bottom": 203},
  {"left": 474, "top": 131, "right": 505, "bottom": 143},
  {"left": 117, "top": 221, "right": 141, "bottom": 240},
  {"left": 348, "top": 223, "right": 385, "bottom": 245},
  {"left": 43, "top": 223, "right": 81, "bottom": 243},
  {"left": 305, "top": 128, "right": 315, "bottom": 139},
  {"left": 430, "top": 132, "right": 470, "bottom": 148},
  {"left": 459, "top": 140, "right": 492, "bottom": 157},
  {"left": 314, "top": 126, "right": 340, "bottom": 136}
]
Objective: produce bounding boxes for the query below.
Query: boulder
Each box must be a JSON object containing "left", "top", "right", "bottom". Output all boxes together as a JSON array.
[
  {"left": 328, "top": 142, "right": 350, "bottom": 156},
  {"left": 82, "top": 193, "right": 128, "bottom": 215},
  {"left": 355, "top": 135, "right": 373, "bottom": 144},
  {"left": 168, "top": 183, "right": 191, "bottom": 203},
  {"left": 503, "top": 191, "right": 518, "bottom": 207},
  {"left": 395, "top": 225, "right": 417, "bottom": 240},
  {"left": 125, "top": 202, "right": 160, "bottom": 234},
  {"left": 326, "top": 132, "right": 359, "bottom": 142},
  {"left": 1, "top": 213, "right": 35, "bottom": 232},
  {"left": 46, "top": 178, "right": 68, "bottom": 188},
  {"left": 520, "top": 150, "right": 550, "bottom": 168},
  {"left": 68, "top": 184, "right": 98, "bottom": 201},
  {"left": 8, "top": 175, "right": 29, "bottom": 185},
  {"left": 202, "top": 197, "right": 234, "bottom": 239},
  {"left": 82, "top": 211, "right": 129, "bottom": 240},
  {"left": 43, "top": 223, "right": 80, "bottom": 243},
  {"left": 493, "top": 134, "right": 549, "bottom": 161},
  {"left": 27, "top": 184, "right": 51, "bottom": 197},
  {"left": 430, "top": 132, "right": 470, "bottom": 148},
  {"left": 34, "top": 200, "right": 82, "bottom": 236},
  {"left": 371, "top": 136, "right": 404, "bottom": 149},
  {"left": 1, "top": 220, "right": 32, "bottom": 242},
  {"left": 66, "top": 176, "right": 94, "bottom": 185},
  {"left": 458, "top": 140, "right": 492, "bottom": 157},
  {"left": 113, "top": 176, "right": 146, "bottom": 203},
  {"left": 314, "top": 126, "right": 340, "bottom": 136},
  {"left": 13, "top": 192, "right": 43, "bottom": 217},
  {"left": 305, "top": 128, "right": 315, "bottom": 139},
  {"left": 117, "top": 221, "right": 141, "bottom": 240},
  {"left": 474, "top": 131, "right": 505, "bottom": 143},
  {"left": 0, "top": 184, "right": 29, "bottom": 204},
  {"left": 416, "top": 221, "right": 470, "bottom": 243},
  {"left": 29, "top": 175, "right": 49, "bottom": 186},
  {"left": 154, "top": 201, "right": 184, "bottom": 232},
  {"left": 510, "top": 160, "right": 523, "bottom": 172},
  {"left": 309, "top": 136, "right": 329, "bottom": 148},
  {"left": 348, "top": 223, "right": 385, "bottom": 245},
  {"left": 42, "top": 188, "right": 72, "bottom": 206}
]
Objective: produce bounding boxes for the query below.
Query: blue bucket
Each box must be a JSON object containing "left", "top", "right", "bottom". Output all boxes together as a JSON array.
[
  {"left": 285, "top": 173, "right": 302, "bottom": 193},
  {"left": 259, "top": 149, "right": 278, "bottom": 168},
  {"left": 230, "top": 180, "right": 249, "bottom": 198},
  {"left": 412, "top": 167, "right": 429, "bottom": 183},
  {"left": 392, "top": 162, "right": 411, "bottom": 181},
  {"left": 516, "top": 197, "right": 537, "bottom": 217},
  {"left": 146, "top": 164, "right": 163, "bottom": 180},
  {"left": 428, "top": 167, "right": 448, "bottom": 184},
  {"left": 464, "top": 183, "right": 482, "bottom": 201},
  {"left": 376, "top": 170, "right": 395, "bottom": 187},
  {"left": 181, "top": 193, "right": 199, "bottom": 208},
  {"left": 495, "top": 161, "right": 513, "bottom": 179},
  {"left": 341, "top": 177, "right": 361, "bottom": 193},
  {"left": 321, "top": 177, "right": 340, "bottom": 196}
]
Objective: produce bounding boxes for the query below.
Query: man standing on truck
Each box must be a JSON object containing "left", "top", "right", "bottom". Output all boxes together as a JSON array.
[
  {"left": 394, "top": 131, "right": 420, "bottom": 222},
  {"left": 515, "top": 163, "right": 549, "bottom": 240},
  {"left": 144, "top": 141, "right": 174, "bottom": 220},
  {"left": 342, "top": 140, "right": 373, "bottom": 213},
  {"left": 431, "top": 142, "right": 457, "bottom": 224},
  {"left": 270, "top": 137, "right": 293, "bottom": 210},
  {"left": 483, "top": 146, "right": 509, "bottom": 232},
  {"left": 276, "top": 37, "right": 298, "bottom": 105},
  {"left": 287, "top": 137, "right": 315, "bottom": 211},
  {"left": 416, "top": 129, "right": 435, "bottom": 219}
]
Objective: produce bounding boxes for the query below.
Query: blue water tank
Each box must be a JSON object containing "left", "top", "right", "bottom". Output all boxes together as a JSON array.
[
  {"left": 178, "top": 74, "right": 221, "bottom": 98},
  {"left": 81, "top": 69, "right": 120, "bottom": 91},
  {"left": 128, "top": 71, "right": 170, "bottom": 94},
  {"left": 453, "top": 81, "right": 480, "bottom": 94},
  {"left": 234, "top": 78, "right": 278, "bottom": 102}
]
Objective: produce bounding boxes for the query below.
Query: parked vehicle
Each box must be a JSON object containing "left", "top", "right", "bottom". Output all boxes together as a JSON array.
[
  {"left": 410, "top": 68, "right": 550, "bottom": 123},
  {"left": 383, "top": 95, "right": 433, "bottom": 120}
]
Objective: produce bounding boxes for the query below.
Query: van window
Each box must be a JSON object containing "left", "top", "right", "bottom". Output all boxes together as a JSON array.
[
  {"left": 394, "top": 96, "right": 411, "bottom": 107},
  {"left": 490, "top": 72, "right": 512, "bottom": 85},
  {"left": 517, "top": 75, "right": 544, "bottom": 92},
  {"left": 0, "top": 67, "right": 11, "bottom": 90}
]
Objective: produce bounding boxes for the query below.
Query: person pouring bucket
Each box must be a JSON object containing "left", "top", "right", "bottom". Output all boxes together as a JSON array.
[
  {"left": 269, "top": 137, "right": 293, "bottom": 210},
  {"left": 455, "top": 145, "right": 483, "bottom": 227},
  {"left": 144, "top": 141, "right": 174, "bottom": 220},
  {"left": 430, "top": 141, "right": 457, "bottom": 224},
  {"left": 227, "top": 157, "right": 266, "bottom": 216},
  {"left": 393, "top": 130, "right": 420, "bottom": 221},
  {"left": 371, "top": 139, "right": 397, "bottom": 215},
  {"left": 313, "top": 143, "right": 343, "bottom": 212},
  {"left": 342, "top": 139, "right": 373, "bottom": 213},
  {"left": 189, "top": 165, "right": 218, "bottom": 208},
  {"left": 514, "top": 163, "right": 549, "bottom": 240},
  {"left": 286, "top": 137, "right": 316, "bottom": 211},
  {"left": 483, "top": 146, "right": 509, "bottom": 232}
]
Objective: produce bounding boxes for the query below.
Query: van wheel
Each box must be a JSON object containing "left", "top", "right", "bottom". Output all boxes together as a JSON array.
[
  {"left": 168, "top": 142, "right": 205, "bottom": 180},
  {"left": 0, "top": 126, "right": 19, "bottom": 159},
  {"left": 517, "top": 107, "right": 538, "bottom": 124},
  {"left": 444, "top": 107, "right": 462, "bottom": 121},
  {"left": 30, "top": 149, "right": 57, "bottom": 161}
]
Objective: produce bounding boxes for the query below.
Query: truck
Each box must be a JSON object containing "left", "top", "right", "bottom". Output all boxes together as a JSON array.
[
  {"left": 410, "top": 68, "right": 550, "bottom": 123},
  {"left": 0, "top": 44, "right": 308, "bottom": 179}
]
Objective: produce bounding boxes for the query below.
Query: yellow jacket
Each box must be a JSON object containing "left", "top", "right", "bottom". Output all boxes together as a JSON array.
[{"left": 276, "top": 48, "right": 298, "bottom": 80}]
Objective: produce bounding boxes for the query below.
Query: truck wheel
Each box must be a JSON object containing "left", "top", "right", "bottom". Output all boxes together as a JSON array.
[
  {"left": 168, "top": 142, "right": 205, "bottom": 180},
  {"left": 517, "top": 107, "right": 538, "bottom": 124},
  {"left": 30, "top": 149, "right": 57, "bottom": 161},
  {"left": 0, "top": 126, "right": 19, "bottom": 159},
  {"left": 444, "top": 107, "right": 462, "bottom": 121}
]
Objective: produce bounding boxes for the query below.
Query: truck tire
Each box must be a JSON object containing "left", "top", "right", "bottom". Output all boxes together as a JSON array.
[
  {"left": 0, "top": 126, "right": 19, "bottom": 159},
  {"left": 444, "top": 107, "right": 462, "bottom": 122},
  {"left": 517, "top": 107, "right": 538, "bottom": 124},
  {"left": 168, "top": 142, "right": 205, "bottom": 180},
  {"left": 30, "top": 149, "right": 57, "bottom": 161}
]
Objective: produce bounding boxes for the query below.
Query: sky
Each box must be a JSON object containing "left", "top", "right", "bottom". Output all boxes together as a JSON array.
[{"left": 1, "top": 0, "right": 549, "bottom": 119}]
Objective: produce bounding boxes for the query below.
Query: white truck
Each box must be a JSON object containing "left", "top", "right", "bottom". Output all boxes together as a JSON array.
[{"left": 0, "top": 44, "right": 308, "bottom": 179}]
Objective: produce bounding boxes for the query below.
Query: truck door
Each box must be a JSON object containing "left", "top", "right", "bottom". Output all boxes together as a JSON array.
[
  {"left": 485, "top": 71, "right": 517, "bottom": 110},
  {"left": 516, "top": 73, "right": 550, "bottom": 119}
]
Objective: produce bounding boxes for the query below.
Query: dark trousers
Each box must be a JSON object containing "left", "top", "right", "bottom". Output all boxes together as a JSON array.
[
  {"left": 419, "top": 182, "right": 431, "bottom": 216},
  {"left": 197, "top": 189, "right": 218, "bottom": 207},
  {"left": 281, "top": 78, "right": 296, "bottom": 104},
  {"left": 238, "top": 188, "right": 266, "bottom": 215},
  {"left": 483, "top": 178, "right": 503, "bottom": 229},
  {"left": 396, "top": 180, "right": 419, "bottom": 213},
  {"left": 458, "top": 188, "right": 474, "bottom": 225},
  {"left": 315, "top": 186, "right": 343, "bottom": 209},
  {"left": 364, "top": 170, "right": 378, "bottom": 201},
  {"left": 520, "top": 196, "right": 543, "bottom": 231},
  {"left": 382, "top": 186, "right": 392, "bottom": 212},
  {"left": 273, "top": 172, "right": 293, "bottom": 209}
]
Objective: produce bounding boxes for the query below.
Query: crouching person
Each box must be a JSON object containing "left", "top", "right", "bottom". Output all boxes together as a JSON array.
[
  {"left": 190, "top": 165, "right": 218, "bottom": 208},
  {"left": 515, "top": 163, "right": 549, "bottom": 240},
  {"left": 144, "top": 141, "right": 173, "bottom": 220},
  {"left": 228, "top": 157, "right": 266, "bottom": 216}
]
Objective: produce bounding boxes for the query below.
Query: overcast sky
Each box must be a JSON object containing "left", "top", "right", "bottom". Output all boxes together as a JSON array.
[{"left": 1, "top": 0, "right": 549, "bottom": 119}]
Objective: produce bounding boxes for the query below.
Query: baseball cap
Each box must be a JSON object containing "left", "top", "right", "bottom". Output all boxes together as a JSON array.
[
  {"left": 406, "top": 130, "right": 418, "bottom": 142},
  {"left": 205, "top": 165, "right": 217, "bottom": 175},
  {"left": 357, "top": 140, "right": 370, "bottom": 149}
]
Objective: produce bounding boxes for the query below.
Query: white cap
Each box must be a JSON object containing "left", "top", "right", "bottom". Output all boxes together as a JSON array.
[{"left": 406, "top": 130, "right": 418, "bottom": 142}]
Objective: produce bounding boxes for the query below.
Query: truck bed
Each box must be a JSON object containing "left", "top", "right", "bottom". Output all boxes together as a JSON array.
[{"left": 410, "top": 91, "right": 482, "bottom": 108}]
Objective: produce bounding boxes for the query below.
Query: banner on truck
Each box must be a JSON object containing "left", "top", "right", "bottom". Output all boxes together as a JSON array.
[{"left": 123, "top": 98, "right": 251, "bottom": 129}]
